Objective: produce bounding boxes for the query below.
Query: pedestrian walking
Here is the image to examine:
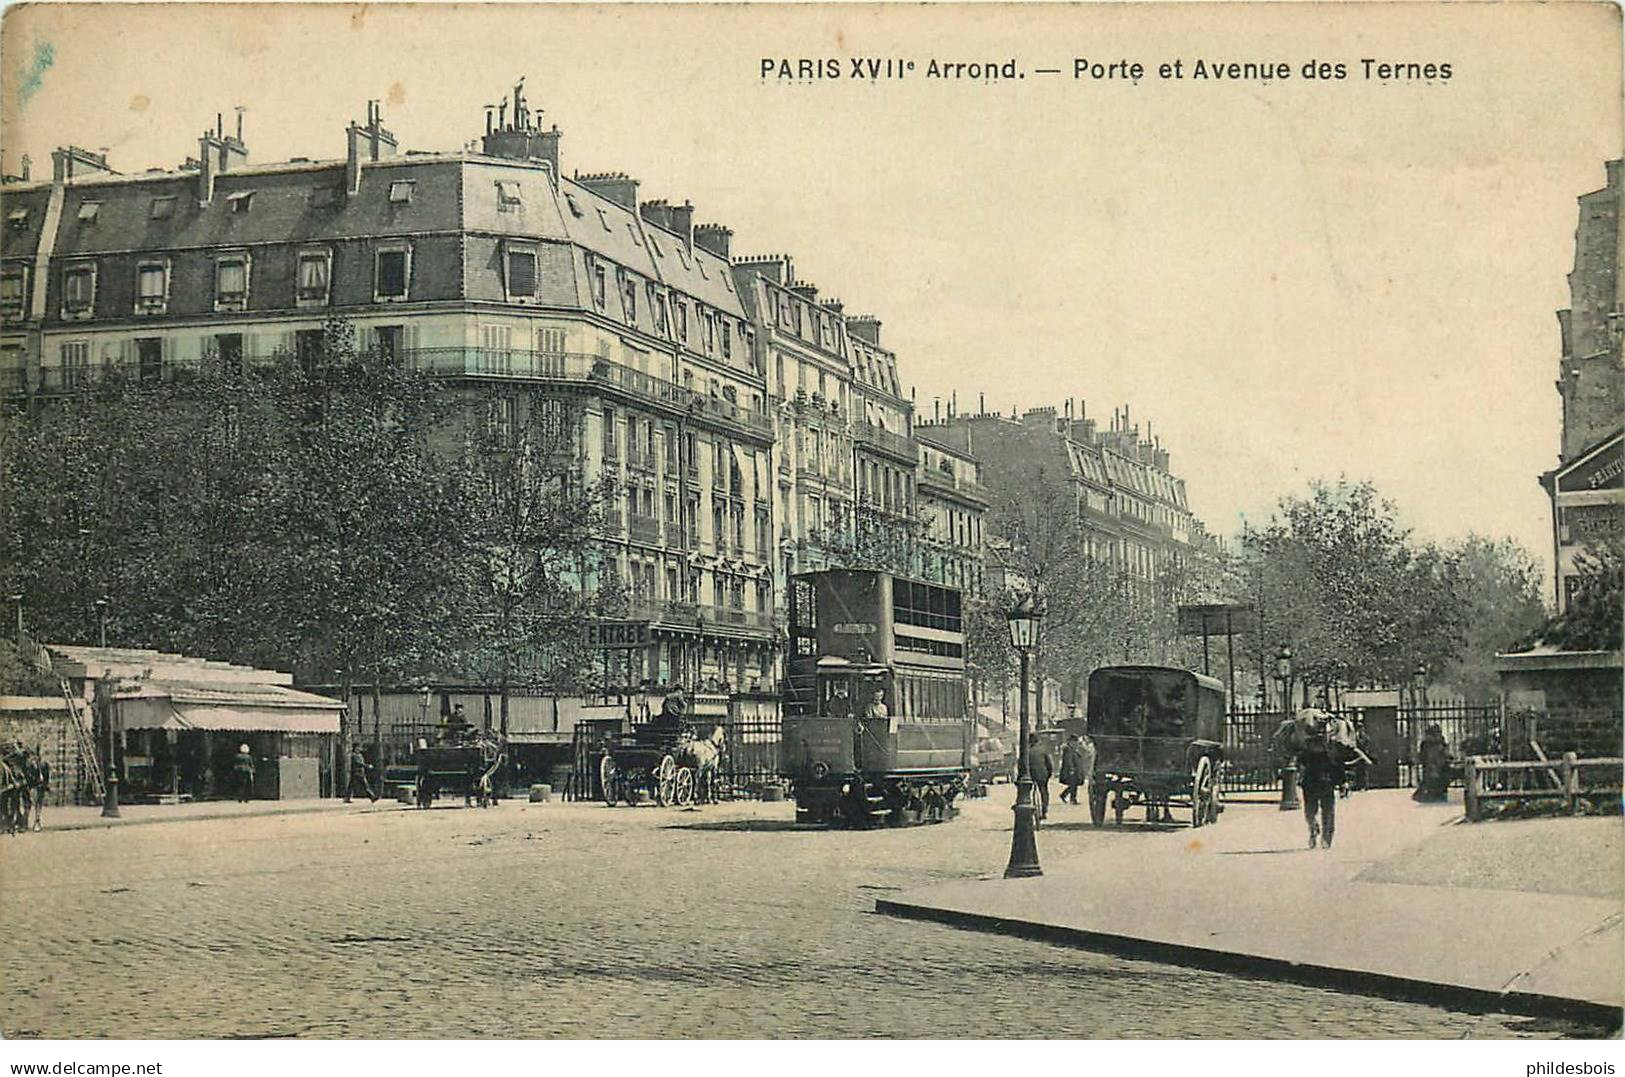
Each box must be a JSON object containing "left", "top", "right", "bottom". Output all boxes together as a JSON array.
[
  {"left": 232, "top": 744, "right": 255, "bottom": 803},
  {"left": 1293, "top": 710, "right": 1344, "bottom": 849},
  {"left": 345, "top": 744, "right": 378, "bottom": 803},
  {"left": 1027, "top": 733, "right": 1054, "bottom": 821},
  {"left": 1059, "top": 733, "right": 1085, "bottom": 805}
]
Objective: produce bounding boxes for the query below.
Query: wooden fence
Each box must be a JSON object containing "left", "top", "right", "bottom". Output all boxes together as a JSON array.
[{"left": 1463, "top": 754, "right": 1624, "bottom": 821}]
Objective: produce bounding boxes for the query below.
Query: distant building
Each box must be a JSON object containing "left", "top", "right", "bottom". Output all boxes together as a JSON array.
[{"left": 1542, "top": 159, "right": 1623, "bottom": 611}]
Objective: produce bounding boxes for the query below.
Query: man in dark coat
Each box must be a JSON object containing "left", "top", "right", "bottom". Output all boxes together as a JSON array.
[
  {"left": 1294, "top": 710, "right": 1345, "bottom": 849},
  {"left": 1059, "top": 733, "right": 1086, "bottom": 805},
  {"left": 344, "top": 744, "right": 378, "bottom": 803},
  {"left": 1027, "top": 733, "right": 1055, "bottom": 821},
  {"left": 232, "top": 744, "right": 256, "bottom": 803}
]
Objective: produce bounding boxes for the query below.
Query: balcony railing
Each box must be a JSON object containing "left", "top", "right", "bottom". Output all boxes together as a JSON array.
[
  {"left": 854, "top": 420, "right": 916, "bottom": 461},
  {"left": 627, "top": 513, "right": 662, "bottom": 545},
  {"left": 918, "top": 467, "right": 991, "bottom": 505}
]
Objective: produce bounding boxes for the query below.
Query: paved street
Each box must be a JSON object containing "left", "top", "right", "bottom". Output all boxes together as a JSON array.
[{"left": 0, "top": 794, "right": 1611, "bottom": 1039}]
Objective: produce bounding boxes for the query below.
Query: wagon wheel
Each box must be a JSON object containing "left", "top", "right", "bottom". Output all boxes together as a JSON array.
[
  {"left": 1088, "top": 782, "right": 1108, "bottom": 827},
  {"left": 654, "top": 755, "right": 677, "bottom": 806},
  {"left": 1208, "top": 761, "right": 1225, "bottom": 823},
  {"left": 599, "top": 755, "right": 618, "bottom": 806},
  {"left": 674, "top": 767, "right": 696, "bottom": 808},
  {"left": 1190, "top": 755, "right": 1214, "bottom": 829}
]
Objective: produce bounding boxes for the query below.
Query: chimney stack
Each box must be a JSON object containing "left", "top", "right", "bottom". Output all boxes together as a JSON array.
[
  {"left": 51, "top": 145, "right": 114, "bottom": 185},
  {"left": 346, "top": 100, "right": 398, "bottom": 197},
  {"left": 575, "top": 172, "right": 639, "bottom": 210},
  {"left": 695, "top": 223, "right": 733, "bottom": 258},
  {"left": 847, "top": 314, "right": 882, "bottom": 346}
]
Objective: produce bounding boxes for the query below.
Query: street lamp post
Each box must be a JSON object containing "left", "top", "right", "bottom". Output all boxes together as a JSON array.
[
  {"left": 1413, "top": 662, "right": 1429, "bottom": 711},
  {"left": 1276, "top": 645, "right": 1300, "bottom": 811},
  {"left": 96, "top": 671, "right": 120, "bottom": 819},
  {"left": 94, "top": 598, "right": 108, "bottom": 649},
  {"left": 1005, "top": 594, "right": 1042, "bottom": 879}
]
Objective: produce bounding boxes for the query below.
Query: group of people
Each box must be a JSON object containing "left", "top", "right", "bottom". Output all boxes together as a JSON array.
[{"left": 1021, "top": 731, "right": 1096, "bottom": 821}]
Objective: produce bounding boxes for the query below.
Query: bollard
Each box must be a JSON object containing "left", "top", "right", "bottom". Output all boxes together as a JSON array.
[
  {"left": 528, "top": 784, "right": 553, "bottom": 803},
  {"left": 1279, "top": 763, "right": 1301, "bottom": 811}
]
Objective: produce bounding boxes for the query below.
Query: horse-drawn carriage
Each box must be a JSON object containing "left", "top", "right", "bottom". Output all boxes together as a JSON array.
[
  {"left": 412, "top": 724, "right": 504, "bottom": 809},
  {"left": 598, "top": 698, "right": 723, "bottom": 808},
  {"left": 1086, "top": 665, "right": 1227, "bottom": 828}
]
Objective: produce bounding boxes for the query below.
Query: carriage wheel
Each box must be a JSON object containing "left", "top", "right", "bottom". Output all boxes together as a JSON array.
[
  {"left": 674, "top": 767, "right": 696, "bottom": 808},
  {"left": 655, "top": 755, "right": 677, "bottom": 806},
  {"left": 1190, "top": 756, "right": 1214, "bottom": 829},
  {"left": 1088, "top": 783, "right": 1108, "bottom": 827},
  {"left": 1208, "top": 762, "right": 1225, "bottom": 823},
  {"left": 599, "top": 756, "right": 618, "bottom": 805}
]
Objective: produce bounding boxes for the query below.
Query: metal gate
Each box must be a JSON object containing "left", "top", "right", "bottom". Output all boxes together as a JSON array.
[
  {"left": 1396, "top": 703, "right": 1500, "bottom": 788},
  {"left": 1222, "top": 705, "right": 1291, "bottom": 793}
]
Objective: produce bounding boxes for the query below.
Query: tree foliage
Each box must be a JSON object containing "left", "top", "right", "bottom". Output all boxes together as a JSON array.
[{"left": 0, "top": 316, "right": 614, "bottom": 696}]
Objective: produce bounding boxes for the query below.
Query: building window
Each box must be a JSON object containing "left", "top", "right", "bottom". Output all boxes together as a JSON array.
[
  {"left": 374, "top": 325, "right": 403, "bottom": 363},
  {"left": 537, "top": 326, "right": 566, "bottom": 354},
  {"left": 495, "top": 181, "right": 522, "bottom": 209},
  {"left": 505, "top": 245, "right": 538, "bottom": 300},
  {"left": 675, "top": 300, "right": 688, "bottom": 343},
  {"left": 297, "top": 249, "right": 332, "bottom": 307},
  {"left": 149, "top": 196, "right": 176, "bottom": 220},
  {"left": 214, "top": 333, "right": 243, "bottom": 377},
  {"left": 590, "top": 261, "right": 607, "bottom": 308},
  {"left": 721, "top": 320, "right": 731, "bottom": 359},
  {"left": 374, "top": 245, "right": 410, "bottom": 301},
  {"left": 295, "top": 329, "right": 324, "bottom": 378},
  {"left": 62, "top": 263, "right": 96, "bottom": 319},
  {"left": 650, "top": 285, "right": 667, "bottom": 335},
  {"left": 59, "top": 340, "right": 90, "bottom": 388},
  {"left": 0, "top": 266, "right": 27, "bottom": 319},
  {"left": 6, "top": 208, "right": 28, "bottom": 230},
  {"left": 226, "top": 191, "right": 254, "bottom": 214},
  {"left": 388, "top": 181, "right": 415, "bottom": 204},
  {"left": 214, "top": 252, "right": 250, "bottom": 312},
  {"left": 487, "top": 396, "right": 515, "bottom": 447},
  {"left": 563, "top": 192, "right": 583, "bottom": 217},
  {"left": 620, "top": 272, "right": 637, "bottom": 321},
  {"left": 701, "top": 310, "right": 715, "bottom": 352},
  {"left": 602, "top": 406, "right": 618, "bottom": 459},
  {"left": 76, "top": 202, "right": 101, "bottom": 224},
  {"left": 135, "top": 260, "right": 169, "bottom": 314},
  {"left": 136, "top": 338, "right": 163, "bottom": 384}
]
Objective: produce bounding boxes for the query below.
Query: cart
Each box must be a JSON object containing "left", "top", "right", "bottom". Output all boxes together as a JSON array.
[
  {"left": 1085, "top": 665, "right": 1227, "bottom": 828},
  {"left": 598, "top": 722, "right": 713, "bottom": 808}
]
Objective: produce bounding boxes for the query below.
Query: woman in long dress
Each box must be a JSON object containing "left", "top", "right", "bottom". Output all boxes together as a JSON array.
[{"left": 1413, "top": 724, "right": 1451, "bottom": 802}]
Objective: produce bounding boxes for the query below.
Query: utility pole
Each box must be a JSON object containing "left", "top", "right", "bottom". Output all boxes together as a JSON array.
[{"left": 97, "top": 671, "right": 120, "bottom": 818}]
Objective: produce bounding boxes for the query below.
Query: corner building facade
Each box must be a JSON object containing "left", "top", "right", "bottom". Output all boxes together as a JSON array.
[{"left": 1, "top": 91, "right": 983, "bottom": 698}]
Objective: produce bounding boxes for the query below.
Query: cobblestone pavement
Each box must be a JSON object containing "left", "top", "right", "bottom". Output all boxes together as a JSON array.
[{"left": 0, "top": 795, "right": 1610, "bottom": 1039}]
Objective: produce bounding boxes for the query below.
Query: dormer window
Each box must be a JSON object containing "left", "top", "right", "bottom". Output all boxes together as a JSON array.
[
  {"left": 61, "top": 262, "right": 97, "bottom": 320},
  {"left": 564, "top": 192, "right": 583, "bottom": 217},
  {"left": 675, "top": 300, "right": 688, "bottom": 343},
  {"left": 76, "top": 202, "right": 101, "bottom": 224},
  {"left": 135, "top": 260, "right": 169, "bottom": 315},
  {"left": 7, "top": 208, "right": 29, "bottom": 230},
  {"left": 0, "top": 266, "right": 27, "bottom": 319},
  {"left": 619, "top": 271, "right": 637, "bottom": 320},
  {"left": 226, "top": 191, "right": 254, "bottom": 214},
  {"left": 296, "top": 248, "right": 332, "bottom": 307},
  {"left": 149, "top": 196, "right": 176, "bottom": 220},
  {"left": 504, "top": 243, "right": 538, "bottom": 301},
  {"left": 374, "top": 242, "right": 411, "bottom": 301},
  {"left": 214, "top": 251, "right": 250, "bottom": 312},
  {"left": 388, "top": 181, "right": 415, "bottom": 204},
  {"left": 596, "top": 207, "right": 611, "bottom": 232},
  {"left": 496, "top": 181, "right": 522, "bottom": 209},
  {"left": 589, "top": 258, "right": 607, "bottom": 308}
]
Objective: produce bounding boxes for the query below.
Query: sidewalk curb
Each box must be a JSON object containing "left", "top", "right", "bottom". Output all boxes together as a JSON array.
[
  {"left": 40, "top": 803, "right": 398, "bottom": 833},
  {"left": 874, "top": 896, "right": 1624, "bottom": 1028}
]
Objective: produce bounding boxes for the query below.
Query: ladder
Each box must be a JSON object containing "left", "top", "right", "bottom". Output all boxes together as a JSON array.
[{"left": 60, "top": 678, "right": 106, "bottom": 802}]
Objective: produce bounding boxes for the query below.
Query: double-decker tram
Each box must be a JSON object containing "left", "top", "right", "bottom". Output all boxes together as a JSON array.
[{"left": 780, "top": 569, "right": 974, "bottom": 827}]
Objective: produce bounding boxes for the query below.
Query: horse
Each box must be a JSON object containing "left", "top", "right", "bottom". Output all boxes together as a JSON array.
[
  {"left": 0, "top": 744, "right": 44, "bottom": 834},
  {"left": 680, "top": 725, "right": 726, "bottom": 804}
]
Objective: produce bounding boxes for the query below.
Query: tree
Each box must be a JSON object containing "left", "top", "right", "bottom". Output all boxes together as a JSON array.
[
  {"left": 1437, "top": 535, "right": 1548, "bottom": 701},
  {"left": 1240, "top": 479, "right": 1464, "bottom": 703},
  {"left": 450, "top": 395, "right": 620, "bottom": 736},
  {"left": 1520, "top": 534, "right": 1623, "bottom": 653}
]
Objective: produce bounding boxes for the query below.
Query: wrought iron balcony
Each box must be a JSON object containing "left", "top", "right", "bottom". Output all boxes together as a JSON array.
[
  {"left": 853, "top": 419, "right": 916, "bottom": 462},
  {"left": 627, "top": 513, "right": 662, "bottom": 545}
]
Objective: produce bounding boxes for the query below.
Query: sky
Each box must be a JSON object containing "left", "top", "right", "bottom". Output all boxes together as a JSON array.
[{"left": 2, "top": 3, "right": 1620, "bottom": 578}]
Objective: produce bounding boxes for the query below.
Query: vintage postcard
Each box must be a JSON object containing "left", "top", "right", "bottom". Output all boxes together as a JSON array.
[{"left": 0, "top": 0, "right": 1620, "bottom": 1060}]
